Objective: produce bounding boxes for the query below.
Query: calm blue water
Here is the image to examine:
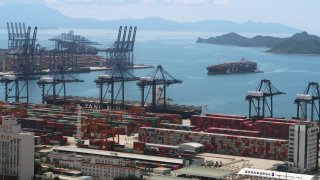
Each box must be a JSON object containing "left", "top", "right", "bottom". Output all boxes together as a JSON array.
[{"left": 0, "top": 28, "right": 319, "bottom": 118}]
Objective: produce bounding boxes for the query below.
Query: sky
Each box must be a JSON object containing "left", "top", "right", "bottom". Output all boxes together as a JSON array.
[{"left": 0, "top": 0, "right": 319, "bottom": 33}]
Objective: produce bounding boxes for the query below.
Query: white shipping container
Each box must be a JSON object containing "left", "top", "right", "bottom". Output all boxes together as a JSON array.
[
  {"left": 247, "top": 91, "right": 263, "bottom": 97},
  {"left": 40, "top": 76, "right": 54, "bottom": 83},
  {"left": 3, "top": 74, "right": 17, "bottom": 80},
  {"left": 296, "top": 94, "right": 312, "bottom": 101},
  {"left": 140, "top": 77, "right": 153, "bottom": 81},
  {"left": 99, "top": 74, "right": 112, "bottom": 79}
]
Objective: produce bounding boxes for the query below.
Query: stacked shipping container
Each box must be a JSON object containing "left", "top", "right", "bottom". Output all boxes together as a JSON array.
[
  {"left": 191, "top": 115, "right": 297, "bottom": 140},
  {"left": 139, "top": 127, "right": 288, "bottom": 161},
  {"left": 204, "top": 127, "right": 261, "bottom": 137},
  {"left": 0, "top": 102, "right": 183, "bottom": 146}
]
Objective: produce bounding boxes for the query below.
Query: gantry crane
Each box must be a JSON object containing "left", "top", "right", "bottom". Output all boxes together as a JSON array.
[
  {"left": 137, "top": 65, "right": 182, "bottom": 111},
  {"left": 80, "top": 114, "right": 121, "bottom": 150},
  {"left": 37, "top": 67, "right": 84, "bottom": 104},
  {"left": 102, "top": 26, "right": 137, "bottom": 68},
  {"left": 245, "top": 79, "right": 285, "bottom": 119},
  {"left": 1, "top": 25, "right": 38, "bottom": 103},
  {"left": 7, "top": 22, "right": 27, "bottom": 50},
  {"left": 95, "top": 64, "right": 139, "bottom": 110},
  {"left": 295, "top": 82, "right": 320, "bottom": 121},
  {"left": 48, "top": 31, "right": 99, "bottom": 72}
]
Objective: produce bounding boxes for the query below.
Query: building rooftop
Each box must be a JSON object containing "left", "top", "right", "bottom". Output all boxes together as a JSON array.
[
  {"left": 179, "top": 142, "right": 203, "bottom": 148},
  {"left": 146, "top": 143, "right": 179, "bottom": 149},
  {"left": 146, "top": 176, "right": 196, "bottom": 180},
  {"left": 53, "top": 146, "right": 183, "bottom": 164},
  {"left": 198, "top": 153, "right": 283, "bottom": 170},
  {"left": 172, "top": 166, "right": 235, "bottom": 179},
  {"left": 238, "top": 168, "right": 315, "bottom": 180}
]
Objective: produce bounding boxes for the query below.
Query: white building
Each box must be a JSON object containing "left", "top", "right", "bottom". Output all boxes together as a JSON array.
[
  {"left": 287, "top": 121, "right": 319, "bottom": 173},
  {"left": 178, "top": 142, "right": 204, "bottom": 154},
  {"left": 49, "top": 147, "right": 142, "bottom": 180},
  {"left": 0, "top": 116, "right": 34, "bottom": 180},
  {"left": 238, "top": 168, "right": 314, "bottom": 180},
  {"left": 80, "top": 162, "right": 139, "bottom": 180},
  {"left": 47, "top": 146, "right": 185, "bottom": 180}
]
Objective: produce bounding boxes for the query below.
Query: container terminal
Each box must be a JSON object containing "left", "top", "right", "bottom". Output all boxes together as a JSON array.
[
  {"left": 1, "top": 79, "right": 320, "bottom": 179},
  {"left": 0, "top": 23, "right": 152, "bottom": 73},
  {"left": 1, "top": 22, "right": 320, "bottom": 180}
]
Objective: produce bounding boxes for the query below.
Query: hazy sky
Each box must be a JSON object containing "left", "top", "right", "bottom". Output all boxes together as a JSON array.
[{"left": 1, "top": 0, "right": 319, "bottom": 33}]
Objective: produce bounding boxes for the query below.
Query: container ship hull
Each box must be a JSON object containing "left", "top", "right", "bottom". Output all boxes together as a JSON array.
[
  {"left": 44, "top": 96, "right": 201, "bottom": 119},
  {"left": 207, "top": 59, "right": 261, "bottom": 75},
  {"left": 151, "top": 105, "right": 202, "bottom": 119}
]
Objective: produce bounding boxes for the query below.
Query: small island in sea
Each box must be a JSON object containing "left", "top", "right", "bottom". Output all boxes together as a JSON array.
[{"left": 197, "top": 32, "right": 320, "bottom": 55}]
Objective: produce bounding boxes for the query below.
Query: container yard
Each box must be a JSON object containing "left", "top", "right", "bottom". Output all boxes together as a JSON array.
[
  {"left": 1, "top": 93, "right": 320, "bottom": 179},
  {"left": 190, "top": 114, "right": 297, "bottom": 140},
  {"left": 0, "top": 101, "right": 302, "bottom": 161},
  {"left": 0, "top": 101, "right": 183, "bottom": 148}
]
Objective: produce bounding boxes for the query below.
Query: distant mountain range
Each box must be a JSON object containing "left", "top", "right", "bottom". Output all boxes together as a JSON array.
[
  {"left": 0, "top": 4, "right": 299, "bottom": 33},
  {"left": 197, "top": 32, "right": 320, "bottom": 55}
]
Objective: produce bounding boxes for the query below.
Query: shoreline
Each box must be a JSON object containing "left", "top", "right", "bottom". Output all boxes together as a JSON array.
[
  {"left": 0, "top": 64, "right": 154, "bottom": 76},
  {"left": 88, "top": 64, "right": 154, "bottom": 71}
]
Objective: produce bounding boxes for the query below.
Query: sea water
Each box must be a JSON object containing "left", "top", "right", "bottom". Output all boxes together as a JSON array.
[{"left": 0, "top": 28, "right": 319, "bottom": 119}]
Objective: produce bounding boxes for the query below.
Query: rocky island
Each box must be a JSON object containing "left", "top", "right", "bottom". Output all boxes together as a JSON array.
[{"left": 197, "top": 32, "right": 320, "bottom": 55}]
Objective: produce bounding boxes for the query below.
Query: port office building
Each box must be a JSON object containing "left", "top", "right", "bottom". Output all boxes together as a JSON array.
[
  {"left": 0, "top": 116, "right": 34, "bottom": 180},
  {"left": 287, "top": 121, "right": 319, "bottom": 173}
]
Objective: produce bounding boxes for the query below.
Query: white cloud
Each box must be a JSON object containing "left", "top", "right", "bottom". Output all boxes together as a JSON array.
[
  {"left": 213, "top": 0, "right": 230, "bottom": 6},
  {"left": 64, "top": 0, "right": 127, "bottom": 3},
  {"left": 0, "top": 0, "right": 41, "bottom": 4},
  {"left": 161, "top": 0, "right": 207, "bottom": 5},
  {"left": 46, "top": 0, "right": 139, "bottom": 5},
  {"left": 41, "top": 0, "right": 231, "bottom": 6},
  {"left": 144, "top": 0, "right": 231, "bottom": 6},
  {"left": 45, "top": 0, "right": 58, "bottom": 3}
]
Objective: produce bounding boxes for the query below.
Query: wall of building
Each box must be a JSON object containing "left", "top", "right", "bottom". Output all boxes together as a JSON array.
[
  {"left": 0, "top": 116, "right": 34, "bottom": 180},
  {"left": 80, "top": 163, "right": 140, "bottom": 180},
  {"left": 19, "top": 133, "right": 34, "bottom": 180},
  {"left": 287, "top": 122, "right": 319, "bottom": 173},
  {"left": 48, "top": 151, "right": 140, "bottom": 180}
]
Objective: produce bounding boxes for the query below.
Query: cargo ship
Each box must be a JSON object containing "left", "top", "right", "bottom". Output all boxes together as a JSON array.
[
  {"left": 44, "top": 96, "right": 202, "bottom": 119},
  {"left": 151, "top": 104, "right": 202, "bottom": 119},
  {"left": 207, "top": 58, "right": 261, "bottom": 75}
]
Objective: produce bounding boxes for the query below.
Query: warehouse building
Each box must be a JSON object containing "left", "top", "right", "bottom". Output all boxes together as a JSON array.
[{"left": 49, "top": 146, "right": 184, "bottom": 180}]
